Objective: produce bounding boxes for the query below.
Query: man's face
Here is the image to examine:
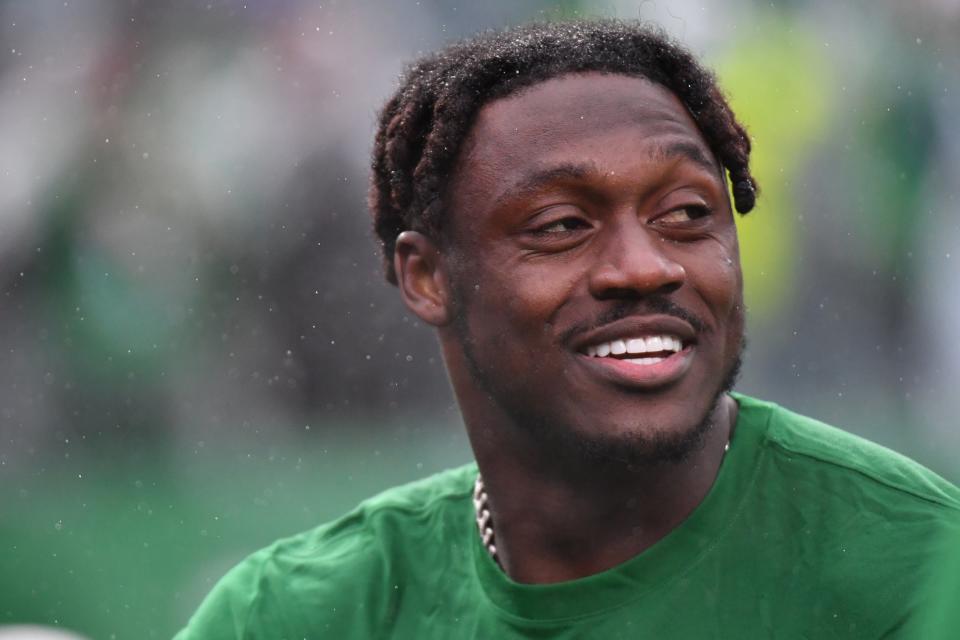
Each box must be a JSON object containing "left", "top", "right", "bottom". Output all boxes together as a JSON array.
[{"left": 441, "top": 72, "right": 745, "bottom": 464}]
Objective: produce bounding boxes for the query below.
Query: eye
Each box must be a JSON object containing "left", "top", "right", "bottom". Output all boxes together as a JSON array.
[
  {"left": 533, "top": 217, "right": 590, "bottom": 235},
  {"left": 656, "top": 205, "right": 713, "bottom": 225}
]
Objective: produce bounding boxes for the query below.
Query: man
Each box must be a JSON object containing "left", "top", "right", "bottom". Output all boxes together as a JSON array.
[{"left": 176, "top": 20, "right": 959, "bottom": 638}]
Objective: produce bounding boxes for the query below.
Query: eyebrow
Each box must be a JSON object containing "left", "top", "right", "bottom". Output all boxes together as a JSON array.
[
  {"left": 492, "top": 162, "right": 597, "bottom": 209},
  {"left": 491, "top": 141, "right": 720, "bottom": 209},
  {"left": 652, "top": 140, "right": 720, "bottom": 174}
]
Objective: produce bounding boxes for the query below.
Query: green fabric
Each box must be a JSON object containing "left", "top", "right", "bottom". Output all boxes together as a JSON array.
[
  {"left": 902, "top": 511, "right": 960, "bottom": 639},
  {"left": 174, "top": 395, "right": 960, "bottom": 639}
]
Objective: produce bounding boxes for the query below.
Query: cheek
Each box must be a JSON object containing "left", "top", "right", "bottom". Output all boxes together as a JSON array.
[
  {"left": 721, "top": 234, "right": 745, "bottom": 313},
  {"left": 458, "top": 254, "right": 578, "bottom": 342},
  {"left": 483, "top": 266, "right": 565, "bottom": 324},
  {"left": 683, "top": 240, "right": 743, "bottom": 317}
]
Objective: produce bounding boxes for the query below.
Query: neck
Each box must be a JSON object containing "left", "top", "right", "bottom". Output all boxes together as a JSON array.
[{"left": 468, "top": 394, "right": 738, "bottom": 584}]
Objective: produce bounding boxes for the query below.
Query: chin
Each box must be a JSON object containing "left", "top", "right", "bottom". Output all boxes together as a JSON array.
[
  {"left": 549, "top": 350, "right": 743, "bottom": 469},
  {"left": 566, "top": 403, "right": 719, "bottom": 469}
]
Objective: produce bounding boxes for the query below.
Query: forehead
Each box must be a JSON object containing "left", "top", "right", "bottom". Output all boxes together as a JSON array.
[
  {"left": 448, "top": 72, "right": 719, "bottom": 211},
  {"left": 474, "top": 72, "right": 700, "bottom": 144}
]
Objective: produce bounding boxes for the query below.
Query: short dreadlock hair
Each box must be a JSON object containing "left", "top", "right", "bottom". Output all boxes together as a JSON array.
[{"left": 369, "top": 19, "right": 758, "bottom": 284}]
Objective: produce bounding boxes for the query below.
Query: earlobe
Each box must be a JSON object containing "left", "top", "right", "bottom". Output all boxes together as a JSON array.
[{"left": 394, "top": 231, "right": 452, "bottom": 327}]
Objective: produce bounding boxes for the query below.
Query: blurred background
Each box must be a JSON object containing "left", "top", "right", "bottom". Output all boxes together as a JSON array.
[{"left": 0, "top": 0, "right": 957, "bottom": 637}]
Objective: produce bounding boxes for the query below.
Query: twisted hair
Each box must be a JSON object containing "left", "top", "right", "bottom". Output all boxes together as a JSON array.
[{"left": 369, "top": 20, "right": 758, "bottom": 284}]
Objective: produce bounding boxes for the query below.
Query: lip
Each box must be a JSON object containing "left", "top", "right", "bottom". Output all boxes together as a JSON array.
[
  {"left": 577, "top": 344, "right": 695, "bottom": 389},
  {"left": 568, "top": 314, "right": 698, "bottom": 390},
  {"left": 569, "top": 314, "right": 698, "bottom": 354}
]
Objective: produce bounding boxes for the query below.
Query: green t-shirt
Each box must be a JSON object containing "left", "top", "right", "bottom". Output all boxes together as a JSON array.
[{"left": 175, "top": 395, "right": 960, "bottom": 639}]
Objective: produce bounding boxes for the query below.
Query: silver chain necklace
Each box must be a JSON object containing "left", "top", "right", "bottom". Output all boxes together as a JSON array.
[
  {"left": 473, "top": 440, "right": 730, "bottom": 565},
  {"left": 473, "top": 474, "right": 499, "bottom": 564}
]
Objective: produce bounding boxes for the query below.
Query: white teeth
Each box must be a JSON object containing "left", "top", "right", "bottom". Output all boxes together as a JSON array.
[
  {"left": 585, "top": 334, "right": 684, "bottom": 358},
  {"left": 624, "top": 356, "right": 666, "bottom": 365}
]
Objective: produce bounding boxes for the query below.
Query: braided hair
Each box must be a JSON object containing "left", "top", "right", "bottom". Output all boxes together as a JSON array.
[{"left": 369, "top": 20, "right": 758, "bottom": 284}]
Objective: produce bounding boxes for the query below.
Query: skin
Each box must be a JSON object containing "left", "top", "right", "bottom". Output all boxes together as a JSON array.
[{"left": 394, "top": 72, "right": 745, "bottom": 584}]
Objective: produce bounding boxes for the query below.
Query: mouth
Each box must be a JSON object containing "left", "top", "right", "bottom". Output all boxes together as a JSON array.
[
  {"left": 581, "top": 333, "right": 685, "bottom": 364},
  {"left": 571, "top": 317, "right": 698, "bottom": 389}
]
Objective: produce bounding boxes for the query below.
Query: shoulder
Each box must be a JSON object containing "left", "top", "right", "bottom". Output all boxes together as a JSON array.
[
  {"left": 174, "top": 463, "right": 477, "bottom": 640},
  {"left": 736, "top": 393, "right": 959, "bottom": 514},
  {"left": 733, "top": 395, "right": 960, "bottom": 634}
]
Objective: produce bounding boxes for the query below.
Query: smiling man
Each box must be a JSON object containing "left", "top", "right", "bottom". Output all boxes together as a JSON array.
[{"left": 176, "top": 21, "right": 959, "bottom": 639}]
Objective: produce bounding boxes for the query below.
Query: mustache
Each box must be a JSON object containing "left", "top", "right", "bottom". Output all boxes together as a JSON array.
[{"left": 558, "top": 296, "right": 708, "bottom": 344}]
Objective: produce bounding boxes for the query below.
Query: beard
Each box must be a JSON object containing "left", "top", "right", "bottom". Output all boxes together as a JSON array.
[
  {"left": 553, "top": 346, "right": 742, "bottom": 469},
  {"left": 452, "top": 288, "right": 745, "bottom": 471}
]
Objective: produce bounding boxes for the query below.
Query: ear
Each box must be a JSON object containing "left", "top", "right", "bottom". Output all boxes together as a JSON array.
[{"left": 394, "top": 231, "right": 452, "bottom": 327}]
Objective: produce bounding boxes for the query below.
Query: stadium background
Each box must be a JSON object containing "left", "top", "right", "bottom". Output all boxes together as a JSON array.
[{"left": 1, "top": 1, "right": 958, "bottom": 637}]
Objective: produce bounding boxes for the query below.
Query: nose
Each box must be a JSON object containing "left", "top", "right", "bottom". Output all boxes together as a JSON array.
[{"left": 587, "top": 219, "right": 686, "bottom": 299}]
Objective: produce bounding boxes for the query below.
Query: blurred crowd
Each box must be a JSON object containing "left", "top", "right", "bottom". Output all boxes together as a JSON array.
[{"left": 1, "top": 0, "right": 958, "bottom": 465}]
